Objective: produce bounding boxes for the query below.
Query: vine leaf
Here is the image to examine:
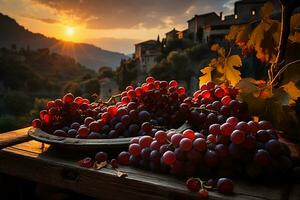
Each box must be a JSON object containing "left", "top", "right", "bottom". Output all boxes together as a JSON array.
[
  {"left": 291, "top": 13, "right": 300, "bottom": 31},
  {"left": 247, "top": 18, "right": 280, "bottom": 63},
  {"left": 289, "top": 32, "right": 300, "bottom": 43},
  {"left": 199, "top": 66, "right": 214, "bottom": 86},
  {"left": 93, "top": 161, "right": 107, "bottom": 170},
  {"left": 222, "top": 55, "right": 242, "bottom": 86},
  {"left": 260, "top": 1, "right": 273, "bottom": 18},
  {"left": 281, "top": 81, "right": 300, "bottom": 105},
  {"left": 116, "top": 171, "right": 128, "bottom": 178},
  {"left": 236, "top": 78, "right": 260, "bottom": 94}
]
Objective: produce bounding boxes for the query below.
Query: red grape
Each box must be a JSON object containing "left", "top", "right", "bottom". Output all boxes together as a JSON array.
[
  {"left": 179, "top": 138, "right": 193, "bottom": 151},
  {"left": 129, "top": 143, "right": 141, "bottom": 156},
  {"left": 162, "top": 151, "right": 176, "bottom": 165}
]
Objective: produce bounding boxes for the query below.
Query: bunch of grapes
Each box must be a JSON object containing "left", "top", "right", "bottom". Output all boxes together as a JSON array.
[
  {"left": 32, "top": 77, "right": 188, "bottom": 139},
  {"left": 31, "top": 94, "right": 104, "bottom": 137},
  {"left": 121, "top": 121, "right": 292, "bottom": 179}
]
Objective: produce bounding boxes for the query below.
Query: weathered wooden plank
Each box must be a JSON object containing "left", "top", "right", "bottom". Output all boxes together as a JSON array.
[
  {"left": 0, "top": 127, "right": 31, "bottom": 149},
  {"left": 0, "top": 139, "right": 290, "bottom": 200}
]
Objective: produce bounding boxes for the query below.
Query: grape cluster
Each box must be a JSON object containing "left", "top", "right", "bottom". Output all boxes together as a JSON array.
[
  {"left": 32, "top": 77, "right": 187, "bottom": 139},
  {"left": 178, "top": 81, "right": 249, "bottom": 133},
  {"left": 121, "top": 118, "right": 292, "bottom": 179}
]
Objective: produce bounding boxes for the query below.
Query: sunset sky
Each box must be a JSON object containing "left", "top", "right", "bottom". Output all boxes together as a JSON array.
[{"left": 0, "top": 0, "right": 237, "bottom": 54}]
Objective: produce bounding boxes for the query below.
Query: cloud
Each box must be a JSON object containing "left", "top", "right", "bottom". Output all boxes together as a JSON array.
[
  {"left": 23, "top": 15, "right": 60, "bottom": 24},
  {"left": 32, "top": 0, "right": 234, "bottom": 30}
]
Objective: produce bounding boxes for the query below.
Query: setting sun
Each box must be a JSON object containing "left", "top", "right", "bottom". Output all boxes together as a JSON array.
[{"left": 65, "top": 26, "right": 75, "bottom": 37}]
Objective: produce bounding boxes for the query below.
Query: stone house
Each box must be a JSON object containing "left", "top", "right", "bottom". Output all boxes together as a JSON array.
[
  {"left": 134, "top": 40, "right": 161, "bottom": 73},
  {"left": 187, "top": 12, "right": 221, "bottom": 43}
]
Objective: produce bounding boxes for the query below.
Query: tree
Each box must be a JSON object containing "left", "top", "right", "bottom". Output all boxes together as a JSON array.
[
  {"left": 98, "top": 66, "right": 114, "bottom": 79},
  {"left": 116, "top": 59, "right": 138, "bottom": 89}
]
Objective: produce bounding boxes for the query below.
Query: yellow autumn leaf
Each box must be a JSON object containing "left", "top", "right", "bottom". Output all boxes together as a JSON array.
[
  {"left": 260, "top": 1, "right": 273, "bottom": 18},
  {"left": 217, "top": 47, "right": 226, "bottom": 57},
  {"left": 216, "top": 64, "right": 225, "bottom": 74},
  {"left": 211, "top": 44, "right": 221, "bottom": 52},
  {"left": 222, "top": 55, "right": 242, "bottom": 86},
  {"left": 289, "top": 32, "right": 300, "bottom": 43},
  {"left": 291, "top": 13, "right": 300, "bottom": 32},
  {"left": 225, "top": 25, "right": 240, "bottom": 42},
  {"left": 199, "top": 66, "right": 214, "bottom": 87},
  {"left": 236, "top": 24, "right": 251, "bottom": 43},
  {"left": 281, "top": 81, "right": 300, "bottom": 105}
]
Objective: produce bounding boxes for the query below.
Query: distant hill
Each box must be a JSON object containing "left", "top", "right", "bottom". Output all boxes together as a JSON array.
[{"left": 0, "top": 13, "right": 128, "bottom": 70}]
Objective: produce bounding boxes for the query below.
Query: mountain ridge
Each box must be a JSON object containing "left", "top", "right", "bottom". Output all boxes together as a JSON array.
[{"left": 0, "top": 12, "right": 128, "bottom": 70}]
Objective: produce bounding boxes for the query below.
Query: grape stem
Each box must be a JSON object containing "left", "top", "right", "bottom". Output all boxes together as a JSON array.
[
  {"left": 269, "top": 59, "right": 300, "bottom": 86},
  {"left": 190, "top": 106, "right": 219, "bottom": 114},
  {"left": 270, "top": 0, "right": 300, "bottom": 87}
]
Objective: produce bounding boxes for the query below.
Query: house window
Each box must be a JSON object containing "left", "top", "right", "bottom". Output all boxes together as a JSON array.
[
  {"left": 234, "top": 14, "right": 238, "bottom": 19},
  {"left": 252, "top": 9, "right": 256, "bottom": 16}
]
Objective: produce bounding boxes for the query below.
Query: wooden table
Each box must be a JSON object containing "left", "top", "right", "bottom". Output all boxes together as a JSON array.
[{"left": 0, "top": 127, "right": 299, "bottom": 200}]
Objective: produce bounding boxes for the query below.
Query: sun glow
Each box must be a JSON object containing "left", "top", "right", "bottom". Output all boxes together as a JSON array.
[{"left": 65, "top": 26, "right": 75, "bottom": 37}]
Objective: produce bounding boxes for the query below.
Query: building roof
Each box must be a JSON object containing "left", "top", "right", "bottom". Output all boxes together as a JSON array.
[
  {"left": 135, "top": 40, "right": 159, "bottom": 46},
  {"left": 165, "top": 28, "right": 179, "bottom": 34},
  {"left": 187, "top": 12, "right": 219, "bottom": 22}
]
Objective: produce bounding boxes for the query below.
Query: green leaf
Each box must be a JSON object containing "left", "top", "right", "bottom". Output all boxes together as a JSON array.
[{"left": 236, "top": 78, "right": 260, "bottom": 94}]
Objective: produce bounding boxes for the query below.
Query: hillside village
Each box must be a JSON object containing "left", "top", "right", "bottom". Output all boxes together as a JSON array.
[{"left": 134, "top": 0, "right": 280, "bottom": 73}]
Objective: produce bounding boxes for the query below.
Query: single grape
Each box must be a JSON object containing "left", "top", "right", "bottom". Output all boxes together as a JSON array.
[
  {"left": 217, "top": 178, "right": 234, "bottom": 194},
  {"left": 95, "top": 151, "right": 108, "bottom": 163},
  {"left": 254, "top": 149, "right": 271, "bottom": 166},
  {"left": 209, "top": 124, "right": 221, "bottom": 135},
  {"left": 150, "top": 150, "right": 161, "bottom": 163},
  {"left": 226, "top": 116, "right": 239, "bottom": 127},
  {"left": 204, "top": 150, "right": 219, "bottom": 167},
  {"left": 110, "top": 159, "right": 118, "bottom": 168},
  {"left": 171, "top": 133, "right": 183, "bottom": 146},
  {"left": 220, "top": 123, "right": 234, "bottom": 136},
  {"left": 198, "top": 188, "right": 209, "bottom": 199},
  {"left": 179, "top": 138, "right": 193, "bottom": 151},
  {"left": 265, "top": 139, "right": 282, "bottom": 155},
  {"left": 230, "top": 130, "right": 246, "bottom": 144},
  {"left": 162, "top": 150, "right": 176, "bottom": 165},
  {"left": 32, "top": 119, "right": 42, "bottom": 128},
  {"left": 89, "top": 121, "right": 101, "bottom": 132},
  {"left": 159, "top": 144, "right": 169, "bottom": 155},
  {"left": 155, "top": 130, "right": 168, "bottom": 144},
  {"left": 186, "top": 177, "right": 201, "bottom": 192},
  {"left": 78, "top": 157, "right": 94, "bottom": 168},
  {"left": 141, "top": 147, "right": 151, "bottom": 160},
  {"left": 235, "top": 121, "right": 250, "bottom": 132},
  {"left": 107, "top": 106, "right": 118, "bottom": 117},
  {"left": 87, "top": 132, "right": 102, "bottom": 139},
  {"left": 129, "top": 143, "right": 141, "bottom": 156},
  {"left": 221, "top": 95, "right": 231, "bottom": 105},
  {"left": 193, "top": 138, "right": 206, "bottom": 152},
  {"left": 139, "top": 136, "right": 153, "bottom": 148},
  {"left": 117, "top": 151, "right": 130, "bottom": 165},
  {"left": 182, "top": 129, "right": 196, "bottom": 140},
  {"left": 62, "top": 93, "right": 74, "bottom": 104},
  {"left": 78, "top": 127, "right": 89, "bottom": 138},
  {"left": 141, "top": 122, "right": 153, "bottom": 133}
]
